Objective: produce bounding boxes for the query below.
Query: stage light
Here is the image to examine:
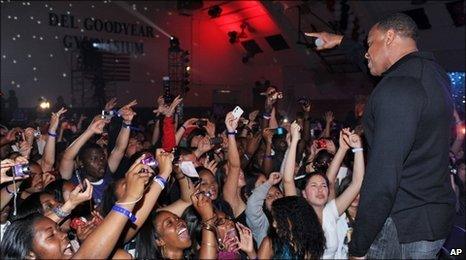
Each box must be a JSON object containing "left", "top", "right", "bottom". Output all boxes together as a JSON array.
[
  {"left": 228, "top": 31, "right": 238, "bottom": 44},
  {"left": 208, "top": 5, "right": 222, "bottom": 18},
  {"left": 169, "top": 36, "right": 180, "bottom": 51},
  {"left": 186, "top": 66, "right": 191, "bottom": 71},
  {"left": 39, "top": 99, "right": 51, "bottom": 110}
]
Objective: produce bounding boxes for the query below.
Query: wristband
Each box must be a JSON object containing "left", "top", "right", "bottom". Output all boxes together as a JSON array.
[
  {"left": 153, "top": 176, "right": 167, "bottom": 189},
  {"left": 112, "top": 205, "right": 137, "bottom": 223},
  {"left": 262, "top": 113, "right": 271, "bottom": 120},
  {"left": 227, "top": 130, "right": 237, "bottom": 136},
  {"left": 181, "top": 125, "right": 187, "bottom": 131},
  {"left": 52, "top": 206, "right": 71, "bottom": 219},
  {"left": 122, "top": 122, "right": 132, "bottom": 129},
  {"left": 352, "top": 148, "right": 363, "bottom": 153},
  {"left": 48, "top": 131, "right": 57, "bottom": 137},
  {"left": 264, "top": 155, "right": 273, "bottom": 160}
]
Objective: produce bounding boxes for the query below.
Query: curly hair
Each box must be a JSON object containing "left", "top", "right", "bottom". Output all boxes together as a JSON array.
[{"left": 270, "top": 196, "right": 325, "bottom": 259}]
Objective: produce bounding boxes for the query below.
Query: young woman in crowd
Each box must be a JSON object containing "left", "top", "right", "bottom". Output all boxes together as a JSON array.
[
  {"left": 283, "top": 122, "right": 365, "bottom": 259},
  {"left": 258, "top": 196, "right": 325, "bottom": 259}
]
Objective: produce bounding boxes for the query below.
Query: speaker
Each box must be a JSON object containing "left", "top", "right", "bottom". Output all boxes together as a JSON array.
[
  {"left": 403, "top": 8, "right": 431, "bottom": 30},
  {"left": 265, "top": 34, "right": 290, "bottom": 51},
  {"left": 241, "top": 40, "right": 263, "bottom": 55}
]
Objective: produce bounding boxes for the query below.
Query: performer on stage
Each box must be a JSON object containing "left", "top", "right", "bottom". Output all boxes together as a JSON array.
[{"left": 307, "top": 13, "right": 456, "bottom": 259}]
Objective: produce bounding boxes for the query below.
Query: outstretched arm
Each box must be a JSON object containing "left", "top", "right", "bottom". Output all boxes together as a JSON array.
[
  {"left": 59, "top": 116, "right": 109, "bottom": 180},
  {"left": 283, "top": 122, "right": 301, "bottom": 196},
  {"left": 41, "top": 108, "right": 67, "bottom": 172},
  {"left": 108, "top": 100, "right": 137, "bottom": 173}
]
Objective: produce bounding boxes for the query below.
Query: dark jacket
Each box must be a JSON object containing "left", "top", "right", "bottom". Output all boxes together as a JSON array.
[{"left": 341, "top": 38, "right": 456, "bottom": 256}]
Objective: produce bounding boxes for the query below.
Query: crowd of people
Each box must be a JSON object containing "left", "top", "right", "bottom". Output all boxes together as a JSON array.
[
  {"left": 0, "top": 84, "right": 463, "bottom": 259},
  {"left": 0, "top": 13, "right": 464, "bottom": 259}
]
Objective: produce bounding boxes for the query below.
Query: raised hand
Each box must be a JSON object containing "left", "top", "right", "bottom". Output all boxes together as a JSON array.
[
  {"left": 166, "top": 95, "right": 183, "bottom": 117},
  {"left": 155, "top": 149, "right": 174, "bottom": 179},
  {"left": 182, "top": 118, "right": 199, "bottom": 130},
  {"left": 304, "top": 31, "right": 344, "bottom": 50},
  {"left": 236, "top": 222, "right": 255, "bottom": 256},
  {"left": 248, "top": 110, "right": 259, "bottom": 122},
  {"left": 49, "top": 107, "right": 68, "bottom": 133},
  {"left": 197, "top": 136, "right": 214, "bottom": 154},
  {"left": 339, "top": 128, "right": 351, "bottom": 150},
  {"left": 0, "top": 157, "right": 30, "bottom": 184},
  {"left": 267, "top": 172, "right": 282, "bottom": 186},
  {"left": 123, "top": 163, "right": 152, "bottom": 202},
  {"left": 87, "top": 115, "right": 110, "bottom": 134},
  {"left": 191, "top": 187, "right": 215, "bottom": 221},
  {"left": 262, "top": 128, "right": 274, "bottom": 145},
  {"left": 225, "top": 112, "right": 240, "bottom": 132},
  {"left": 18, "top": 140, "right": 32, "bottom": 158},
  {"left": 290, "top": 121, "right": 301, "bottom": 141},
  {"left": 104, "top": 97, "right": 117, "bottom": 111},
  {"left": 119, "top": 100, "right": 137, "bottom": 124},
  {"left": 4, "top": 128, "right": 22, "bottom": 143},
  {"left": 203, "top": 158, "right": 219, "bottom": 174},
  {"left": 67, "top": 179, "right": 93, "bottom": 208},
  {"left": 205, "top": 121, "right": 216, "bottom": 138},
  {"left": 42, "top": 171, "right": 56, "bottom": 188},
  {"left": 342, "top": 129, "right": 362, "bottom": 148},
  {"left": 324, "top": 111, "right": 334, "bottom": 124},
  {"left": 264, "top": 87, "right": 281, "bottom": 109}
]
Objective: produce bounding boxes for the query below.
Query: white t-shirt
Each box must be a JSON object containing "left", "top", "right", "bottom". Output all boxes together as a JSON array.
[
  {"left": 336, "top": 213, "right": 351, "bottom": 259},
  {"left": 322, "top": 199, "right": 342, "bottom": 259}
]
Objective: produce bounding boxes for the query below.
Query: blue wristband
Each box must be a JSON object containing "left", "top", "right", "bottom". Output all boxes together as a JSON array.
[
  {"left": 122, "top": 122, "right": 131, "bottom": 129},
  {"left": 48, "top": 131, "right": 57, "bottom": 137},
  {"left": 153, "top": 176, "right": 167, "bottom": 189},
  {"left": 227, "top": 131, "right": 237, "bottom": 136},
  {"left": 112, "top": 205, "right": 137, "bottom": 223}
]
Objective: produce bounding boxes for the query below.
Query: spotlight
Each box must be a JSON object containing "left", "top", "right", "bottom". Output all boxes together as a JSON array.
[
  {"left": 169, "top": 36, "right": 180, "bottom": 52},
  {"left": 208, "top": 5, "right": 222, "bottom": 18},
  {"left": 228, "top": 31, "right": 238, "bottom": 44},
  {"left": 39, "top": 98, "right": 50, "bottom": 110},
  {"left": 186, "top": 66, "right": 191, "bottom": 71}
]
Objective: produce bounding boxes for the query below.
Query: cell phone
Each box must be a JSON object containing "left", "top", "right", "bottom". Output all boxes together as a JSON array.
[
  {"left": 141, "top": 154, "right": 158, "bottom": 169},
  {"left": 33, "top": 127, "right": 41, "bottom": 138},
  {"left": 232, "top": 106, "right": 244, "bottom": 119},
  {"left": 6, "top": 164, "right": 30, "bottom": 177},
  {"left": 209, "top": 137, "right": 223, "bottom": 145},
  {"left": 75, "top": 169, "right": 87, "bottom": 190},
  {"left": 196, "top": 119, "right": 208, "bottom": 127},
  {"left": 316, "top": 139, "right": 327, "bottom": 149},
  {"left": 275, "top": 127, "right": 284, "bottom": 135},
  {"left": 101, "top": 110, "right": 118, "bottom": 120},
  {"left": 15, "top": 132, "right": 23, "bottom": 143}
]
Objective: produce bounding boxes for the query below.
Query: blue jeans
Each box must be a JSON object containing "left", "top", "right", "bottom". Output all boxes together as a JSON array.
[{"left": 367, "top": 217, "right": 445, "bottom": 259}]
